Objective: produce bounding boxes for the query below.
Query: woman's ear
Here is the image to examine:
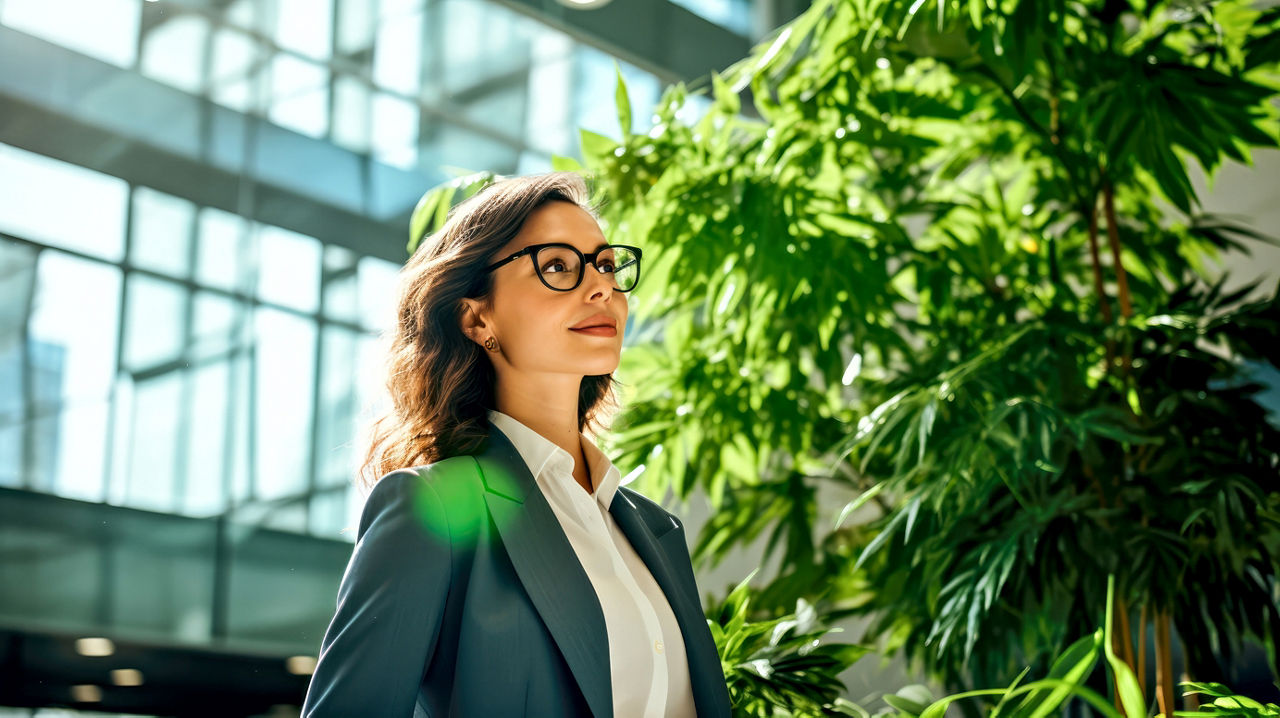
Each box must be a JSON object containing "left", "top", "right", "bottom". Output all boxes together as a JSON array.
[{"left": 457, "top": 297, "right": 487, "bottom": 346}]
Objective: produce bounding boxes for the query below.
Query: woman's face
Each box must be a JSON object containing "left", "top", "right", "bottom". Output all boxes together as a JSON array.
[{"left": 463, "top": 200, "right": 628, "bottom": 379}]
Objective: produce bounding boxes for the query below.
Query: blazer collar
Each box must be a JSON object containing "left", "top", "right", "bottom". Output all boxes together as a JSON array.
[{"left": 468, "top": 425, "right": 728, "bottom": 718}]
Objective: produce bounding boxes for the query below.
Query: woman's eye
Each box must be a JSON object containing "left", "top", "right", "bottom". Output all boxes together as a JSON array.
[{"left": 543, "top": 261, "right": 567, "bottom": 273}]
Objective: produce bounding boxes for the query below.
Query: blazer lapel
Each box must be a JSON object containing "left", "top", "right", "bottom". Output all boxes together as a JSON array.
[
  {"left": 609, "top": 491, "right": 731, "bottom": 718},
  {"left": 471, "top": 428, "right": 614, "bottom": 718}
]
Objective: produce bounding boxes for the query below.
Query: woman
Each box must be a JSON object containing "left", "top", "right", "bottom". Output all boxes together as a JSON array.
[{"left": 300, "top": 172, "right": 732, "bottom": 717}]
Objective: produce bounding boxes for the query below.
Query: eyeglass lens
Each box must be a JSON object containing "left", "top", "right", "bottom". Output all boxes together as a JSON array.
[{"left": 535, "top": 245, "right": 639, "bottom": 291}]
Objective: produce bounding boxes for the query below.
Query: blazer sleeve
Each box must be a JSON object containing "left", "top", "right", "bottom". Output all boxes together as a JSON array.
[{"left": 301, "top": 468, "right": 452, "bottom": 717}]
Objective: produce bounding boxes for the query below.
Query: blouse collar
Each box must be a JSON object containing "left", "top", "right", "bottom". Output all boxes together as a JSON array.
[{"left": 486, "top": 409, "right": 625, "bottom": 509}]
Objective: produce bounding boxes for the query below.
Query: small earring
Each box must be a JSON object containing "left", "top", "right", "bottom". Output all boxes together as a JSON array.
[{"left": 484, "top": 337, "right": 499, "bottom": 352}]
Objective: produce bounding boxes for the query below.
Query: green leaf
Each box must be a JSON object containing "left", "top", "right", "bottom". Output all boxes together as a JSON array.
[
  {"left": 1103, "top": 575, "right": 1148, "bottom": 718},
  {"left": 614, "top": 62, "right": 632, "bottom": 140},
  {"left": 1005, "top": 629, "right": 1103, "bottom": 718},
  {"left": 834, "top": 482, "right": 885, "bottom": 530}
]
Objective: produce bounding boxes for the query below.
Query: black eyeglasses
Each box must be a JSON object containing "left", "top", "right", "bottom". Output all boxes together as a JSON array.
[{"left": 483, "top": 242, "right": 643, "bottom": 293}]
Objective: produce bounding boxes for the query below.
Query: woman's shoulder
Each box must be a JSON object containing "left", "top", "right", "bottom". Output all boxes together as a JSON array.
[{"left": 362, "top": 456, "right": 482, "bottom": 511}]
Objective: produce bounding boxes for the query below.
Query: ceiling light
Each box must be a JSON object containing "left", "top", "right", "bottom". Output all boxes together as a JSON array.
[
  {"left": 286, "top": 655, "right": 318, "bottom": 675},
  {"left": 75, "top": 637, "right": 115, "bottom": 657},
  {"left": 111, "top": 668, "right": 144, "bottom": 686},
  {"left": 71, "top": 685, "right": 103, "bottom": 702}
]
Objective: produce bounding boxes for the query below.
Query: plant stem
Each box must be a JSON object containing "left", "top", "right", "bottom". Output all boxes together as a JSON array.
[
  {"left": 1137, "top": 602, "right": 1148, "bottom": 700},
  {"left": 1113, "top": 594, "right": 1139, "bottom": 713},
  {"left": 1102, "top": 184, "right": 1133, "bottom": 321},
  {"left": 1086, "top": 195, "right": 1113, "bottom": 325},
  {"left": 1155, "top": 609, "right": 1174, "bottom": 718},
  {"left": 1117, "top": 596, "right": 1136, "bottom": 678},
  {"left": 1086, "top": 194, "right": 1117, "bottom": 374},
  {"left": 1180, "top": 632, "right": 1199, "bottom": 713}
]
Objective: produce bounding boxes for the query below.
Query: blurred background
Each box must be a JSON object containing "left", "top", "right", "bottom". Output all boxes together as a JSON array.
[{"left": 2, "top": 0, "right": 1279, "bottom": 716}]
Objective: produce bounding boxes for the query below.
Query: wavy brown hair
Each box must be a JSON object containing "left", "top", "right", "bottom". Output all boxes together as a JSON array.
[{"left": 357, "top": 171, "right": 623, "bottom": 490}]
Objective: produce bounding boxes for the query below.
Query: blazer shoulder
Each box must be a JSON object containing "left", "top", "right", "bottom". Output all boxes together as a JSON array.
[
  {"left": 372, "top": 456, "right": 487, "bottom": 542},
  {"left": 617, "top": 485, "right": 683, "bottom": 533},
  {"left": 374, "top": 455, "right": 480, "bottom": 494}
]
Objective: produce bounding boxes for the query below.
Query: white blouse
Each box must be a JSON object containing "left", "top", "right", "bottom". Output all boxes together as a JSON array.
[{"left": 487, "top": 410, "right": 698, "bottom": 718}]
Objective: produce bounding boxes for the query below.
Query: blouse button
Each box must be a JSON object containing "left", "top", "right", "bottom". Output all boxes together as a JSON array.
[{"left": 654, "top": 639, "right": 664, "bottom": 654}]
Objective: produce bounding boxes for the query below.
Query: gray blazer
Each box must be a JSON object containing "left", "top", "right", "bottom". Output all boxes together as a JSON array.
[{"left": 300, "top": 424, "right": 733, "bottom": 717}]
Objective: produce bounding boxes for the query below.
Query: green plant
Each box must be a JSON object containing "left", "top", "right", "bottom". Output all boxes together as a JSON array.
[
  {"left": 710, "top": 567, "right": 871, "bottom": 717},
  {"left": 848, "top": 576, "right": 1276, "bottom": 718}
]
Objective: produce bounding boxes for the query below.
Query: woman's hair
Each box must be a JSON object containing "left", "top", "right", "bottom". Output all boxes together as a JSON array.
[{"left": 356, "top": 171, "right": 623, "bottom": 490}]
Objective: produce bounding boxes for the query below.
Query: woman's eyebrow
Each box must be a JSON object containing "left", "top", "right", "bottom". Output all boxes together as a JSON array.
[{"left": 544, "top": 240, "right": 610, "bottom": 252}]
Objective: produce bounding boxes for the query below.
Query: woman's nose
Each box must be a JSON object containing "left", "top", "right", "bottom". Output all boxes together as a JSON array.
[{"left": 584, "top": 260, "right": 616, "bottom": 295}]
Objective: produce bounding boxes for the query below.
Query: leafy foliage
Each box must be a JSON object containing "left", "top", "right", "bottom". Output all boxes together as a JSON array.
[
  {"left": 709, "top": 568, "right": 871, "bottom": 716},
  {"left": 848, "top": 576, "right": 1276, "bottom": 718},
  {"left": 409, "top": 0, "right": 1280, "bottom": 710}
]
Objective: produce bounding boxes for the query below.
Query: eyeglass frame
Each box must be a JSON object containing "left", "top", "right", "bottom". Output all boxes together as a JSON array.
[{"left": 481, "top": 242, "right": 643, "bottom": 293}]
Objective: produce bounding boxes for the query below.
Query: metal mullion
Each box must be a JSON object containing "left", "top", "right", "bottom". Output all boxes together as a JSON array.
[
  {"left": 173, "top": 195, "right": 201, "bottom": 517},
  {"left": 304, "top": 279, "right": 330, "bottom": 535},
  {"left": 17, "top": 246, "right": 38, "bottom": 492},
  {"left": 94, "top": 183, "right": 140, "bottom": 631}
]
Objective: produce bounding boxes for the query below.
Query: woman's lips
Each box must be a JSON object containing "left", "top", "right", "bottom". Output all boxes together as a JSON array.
[{"left": 570, "top": 326, "right": 617, "bottom": 337}]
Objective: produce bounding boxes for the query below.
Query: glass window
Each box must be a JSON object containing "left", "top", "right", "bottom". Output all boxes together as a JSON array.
[
  {"left": 669, "top": 0, "right": 753, "bottom": 37},
  {"left": 120, "top": 371, "right": 183, "bottom": 512},
  {"left": 322, "top": 244, "right": 359, "bottom": 323},
  {"left": 269, "top": 53, "right": 330, "bottom": 138},
  {"left": 228, "top": 350, "right": 252, "bottom": 504},
  {"left": 517, "top": 151, "right": 553, "bottom": 175},
  {"left": 315, "top": 325, "right": 359, "bottom": 489},
  {"left": 372, "top": 8, "right": 423, "bottom": 94},
  {"left": 332, "top": 74, "right": 372, "bottom": 154},
  {"left": 0, "top": 144, "right": 127, "bottom": 262},
  {"left": 0, "top": 240, "right": 37, "bottom": 487},
  {"left": 139, "top": 12, "right": 210, "bottom": 94},
  {"left": 354, "top": 331, "right": 387, "bottom": 442},
  {"left": 370, "top": 92, "right": 419, "bottom": 169},
  {"left": 335, "top": 0, "right": 376, "bottom": 60},
  {"left": 257, "top": 225, "right": 321, "bottom": 313},
  {"left": 123, "top": 274, "right": 188, "bottom": 373},
  {"left": 253, "top": 307, "right": 316, "bottom": 501},
  {"left": 357, "top": 255, "right": 400, "bottom": 331},
  {"left": 426, "top": 122, "right": 519, "bottom": 176},
  {"left": 196, "top": 206, "right": 252, "bottom": 293},
  {"left": 223, "top": 0, "right": 261, "bottom": 30},
  {"left": 185, "top": 357, "right": 231, "bottom": 515},
  {"left": 0, "top": 423, "right": 17, "bottom": 489},
  {"left": 108, "top": 515, "right": 216, "bottom": 640},
  {"left": 26, "top": 251, "right": 121, "bottom": 502},
  {"left": 131, "top": 187, "right": 195, "bottom": 279},
  {"left": 276, "top": 0, "right": 333, "bottom": 61},
  {"left": 192, "top": 290, "right": 248, "bottom": 362},
  {"left": 210, "top": 27, "right": 265, "bottom": 113},
  {"left": 0, "top": 0, "right": 142, "bottom": 69},
  {"left": 308, "top": 485, "right": 351, "bottom": 537},
  {"left": 459, "top": 87, "right": 527, "bottom": 141},
  {"left": 438, "top": 0, "right": 530, "bottom": 97},
  {"left": 0, "top": 244, "right": 30, "bottom": 488},
  {"left": 524, "top": 31, "right": 574, "bottom": 156}
]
